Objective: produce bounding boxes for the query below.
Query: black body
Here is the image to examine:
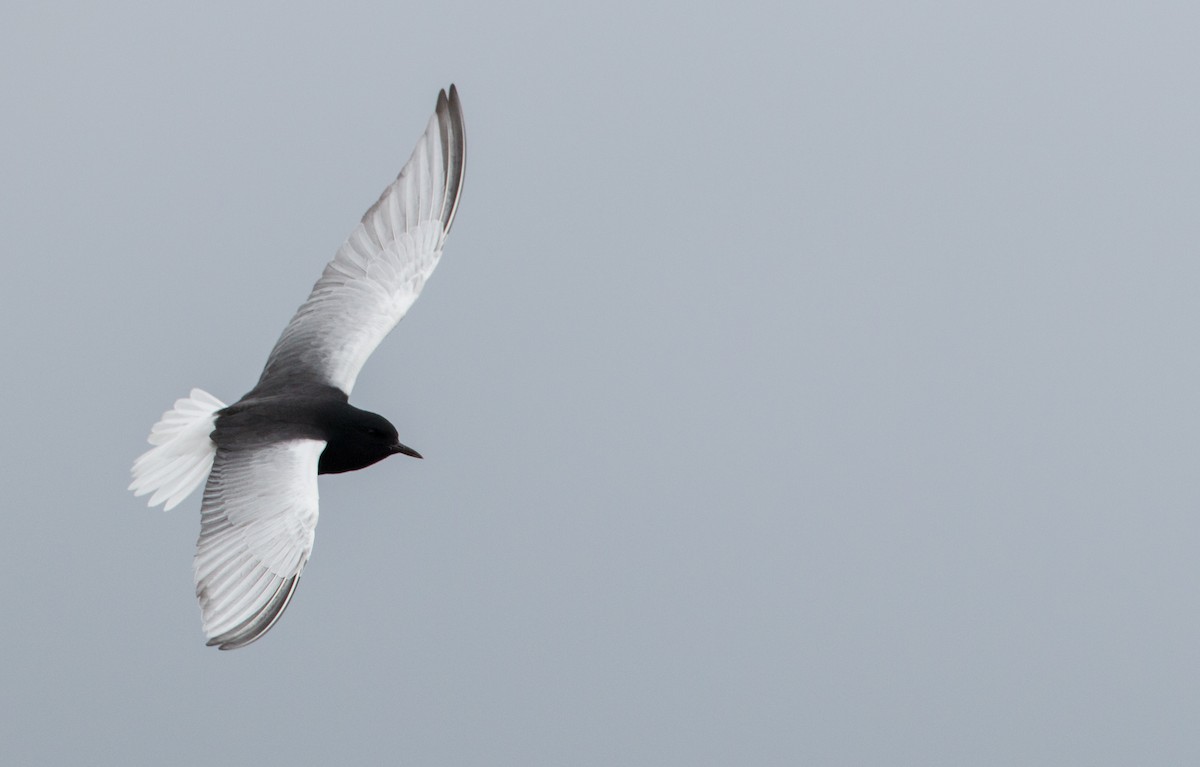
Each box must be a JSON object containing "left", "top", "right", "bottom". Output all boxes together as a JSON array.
[{"left": 212, "top": 382, "right": 419, "bottom": 475}]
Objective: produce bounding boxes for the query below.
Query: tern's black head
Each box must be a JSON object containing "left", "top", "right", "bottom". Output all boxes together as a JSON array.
[{"left": 317, "top": 405, "right": 421, "bottom": 475}]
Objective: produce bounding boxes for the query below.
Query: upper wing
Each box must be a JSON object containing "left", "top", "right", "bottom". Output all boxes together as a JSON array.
[
  {"left": 193, "top": 439, "right": 325, "bottom": 650},
  {"left": 256, "top": 84, "right": 466, "bottom": 395}
]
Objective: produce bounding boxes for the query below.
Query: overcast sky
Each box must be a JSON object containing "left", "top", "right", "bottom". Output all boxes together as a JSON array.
[{"left": 3, "top": 2, "right": 1200, "bottom": 764}]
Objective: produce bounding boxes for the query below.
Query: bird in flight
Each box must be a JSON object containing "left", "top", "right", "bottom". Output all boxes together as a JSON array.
[{"left": 130, "top": 85, "right": 466, "bottom": 650}]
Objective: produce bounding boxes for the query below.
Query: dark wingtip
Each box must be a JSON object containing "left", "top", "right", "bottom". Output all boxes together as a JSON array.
[
  {"left": 203, "top": 575, "right": 300, "bottom": 651},
  {"left": 438, "top": 83, "right": 465, "bottom": 236}
]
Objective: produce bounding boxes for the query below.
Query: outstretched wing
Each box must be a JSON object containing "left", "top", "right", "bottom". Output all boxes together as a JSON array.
[
  {"left": 256, "top": 84, "right": 466, "bottom": 395},
  {"left": 193, "top": 440, "right": 325, "bottom": 650}
]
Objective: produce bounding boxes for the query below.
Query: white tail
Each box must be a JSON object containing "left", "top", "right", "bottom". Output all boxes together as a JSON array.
[{"left": 130, "top": 388, "right": 226, "bottom": 510}]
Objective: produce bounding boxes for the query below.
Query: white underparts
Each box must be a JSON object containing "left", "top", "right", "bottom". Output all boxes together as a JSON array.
[{"left": 129, "top": 388, "right": 226, "bottom": 511}]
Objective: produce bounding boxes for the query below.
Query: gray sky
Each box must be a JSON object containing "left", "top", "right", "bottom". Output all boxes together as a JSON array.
[{"left": 3, "top": 2, "right": 1200, "bottom": 764}]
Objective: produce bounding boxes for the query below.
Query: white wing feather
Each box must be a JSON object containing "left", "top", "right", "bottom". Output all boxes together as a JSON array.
[
  {"left": 256, "top": 85, "right": 466, "bottom": 395},
  {"left": 193, "top": 439, "right": 325, "bottom": 650}
]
